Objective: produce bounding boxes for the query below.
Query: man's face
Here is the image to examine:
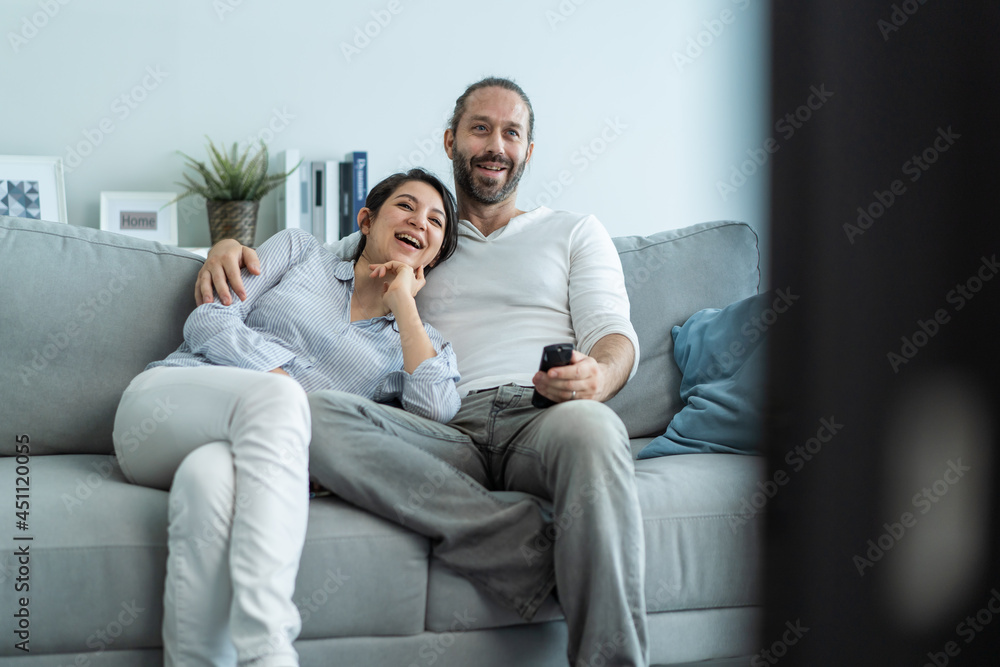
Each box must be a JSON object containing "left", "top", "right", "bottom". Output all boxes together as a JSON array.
[{"left": 446, "top": 87, "right": 534, "bottom": 206}]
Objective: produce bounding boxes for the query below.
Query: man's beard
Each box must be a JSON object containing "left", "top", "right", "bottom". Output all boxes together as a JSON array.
[{"left": 452, "top": 147, "right": 527, "bottom": 205}]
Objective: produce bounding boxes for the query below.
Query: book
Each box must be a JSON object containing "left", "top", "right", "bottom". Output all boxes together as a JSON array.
[
  {"left": 310, "top": 161, "right": 340, "bottom": 245},
  {"left": 275, "top": 150, "right": 363, "bottom": 245},
  {"left": 299, "top": 161, "right": 311, "bottom": 232},
  {"left": 273, "top": 149, "right": 303, "bottom": 231},
  {"left": 346, "top": 151, "right": 367, "bottom": 234},
  {"left": 310, "top": 162, "right": 324, "bottom": 242},
  {"left": 339, "top": 161, "right": 353, "bottom": 239}
]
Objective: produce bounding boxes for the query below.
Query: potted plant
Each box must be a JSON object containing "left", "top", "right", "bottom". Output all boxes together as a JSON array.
[{"left": 172, "top": 138, "right": 298, "bottom": 245}]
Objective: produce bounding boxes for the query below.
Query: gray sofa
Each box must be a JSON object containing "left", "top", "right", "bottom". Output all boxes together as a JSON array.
[{"left": 0, "top": 215, "right": 764, "bottom": 667}]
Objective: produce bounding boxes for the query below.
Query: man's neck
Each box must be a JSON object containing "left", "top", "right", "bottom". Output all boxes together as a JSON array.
[{"left": 458, "top": 196, "right": 525, "bottom": 237}]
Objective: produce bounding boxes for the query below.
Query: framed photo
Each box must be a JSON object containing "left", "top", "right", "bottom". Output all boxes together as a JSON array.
[
  {"left": 100, "top": 191, "right": 179, "bottom": 246},
  {"left": 0, "top": 155, "right": 68, "bottom": 223}
]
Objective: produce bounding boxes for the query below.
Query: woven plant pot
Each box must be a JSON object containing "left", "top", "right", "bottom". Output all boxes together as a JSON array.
[{"left": 206, "top": 199, "right": 259, "bottom": 245}]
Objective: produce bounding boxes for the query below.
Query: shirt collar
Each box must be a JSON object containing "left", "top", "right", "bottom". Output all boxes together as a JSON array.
[
  {"left": 333, "top": 257, "right": 356, "bottom": 282},
  {"left": 457, "top": 207, "right": 548, "bottom": 241}
]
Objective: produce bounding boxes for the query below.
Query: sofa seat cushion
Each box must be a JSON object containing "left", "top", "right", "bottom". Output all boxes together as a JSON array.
[
  {"left": 636, "top": 452, "right": 765, "bottom": 612},
  {"left": 423, "top": 454, "right": 765, "bottom": 631},
  {"left": 0, "top": 454, "right": 432, "bottom": 658},
  {"left": 0, "top": 454, "right": 167, "bottom": 657},
  {"left": 294, "top": 496, "right": 429, "bottom": 638}
]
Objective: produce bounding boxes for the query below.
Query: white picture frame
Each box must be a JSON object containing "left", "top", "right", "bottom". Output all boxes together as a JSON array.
[
  {"left": 100, "top": 191, "right": 179, "bottom": 246},
  {"left": 0, "top": 155, "right": 68, "bottom": 223}
]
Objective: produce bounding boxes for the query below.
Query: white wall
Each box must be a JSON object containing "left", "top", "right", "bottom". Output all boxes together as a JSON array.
[{"left": 2, "top": 0, "right": 770, "bottom": 277}]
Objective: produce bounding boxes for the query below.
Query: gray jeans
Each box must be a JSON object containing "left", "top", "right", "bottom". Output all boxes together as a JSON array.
[{"left": 307, "top": 384, "right": 648, "bottom": 667}]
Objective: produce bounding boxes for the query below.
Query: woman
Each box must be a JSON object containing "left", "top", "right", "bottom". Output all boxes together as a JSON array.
[{"left": 112, "top": 168, "right": 459, "bottom": 667}]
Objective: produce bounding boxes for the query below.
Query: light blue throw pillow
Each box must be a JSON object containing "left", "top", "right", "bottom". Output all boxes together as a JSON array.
[{"left": 637, "top": 292, "right": 774, "bottom": 458}]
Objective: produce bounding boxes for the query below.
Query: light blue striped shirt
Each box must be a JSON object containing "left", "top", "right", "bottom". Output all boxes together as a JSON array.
[{"left": 149, "top": 228, "right": 461, "bottom": 423}]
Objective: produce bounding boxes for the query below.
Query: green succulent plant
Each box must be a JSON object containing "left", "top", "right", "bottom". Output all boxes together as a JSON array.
[{"left": 171, "top": 138, "right": 299, "bottom": 204}]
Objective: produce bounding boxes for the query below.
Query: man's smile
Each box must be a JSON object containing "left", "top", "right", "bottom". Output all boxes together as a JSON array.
[{"left": 475, "top": 161, "right": 509, "bottom": 179}]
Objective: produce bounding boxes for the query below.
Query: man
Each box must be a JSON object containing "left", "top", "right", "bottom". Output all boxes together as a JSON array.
[{"left": 198, "top": 77, "right": 647, "bottom": 667}]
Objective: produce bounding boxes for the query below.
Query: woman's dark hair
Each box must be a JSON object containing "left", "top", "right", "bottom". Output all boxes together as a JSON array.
[{"left": 351, "top": 168, "right": 459, "bottom": 272}]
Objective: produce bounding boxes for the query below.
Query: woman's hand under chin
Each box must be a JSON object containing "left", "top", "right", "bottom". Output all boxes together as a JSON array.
[{"left": 369, "top": 261, "right": 427, "bottom": 314}]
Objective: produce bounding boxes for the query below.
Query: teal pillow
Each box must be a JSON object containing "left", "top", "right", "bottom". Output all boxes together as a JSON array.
[{"left": 637, "top": 292, "right": 773, "bottom": 458}]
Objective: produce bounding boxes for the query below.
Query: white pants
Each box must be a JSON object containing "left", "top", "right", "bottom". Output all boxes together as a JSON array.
[{"left": 113, "top": 366, "right": 311, "bottom": 667}]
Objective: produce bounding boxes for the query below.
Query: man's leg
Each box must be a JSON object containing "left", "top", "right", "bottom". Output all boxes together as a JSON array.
[
  {"left": 488, "top": 387, "right": 648, "bottom": 667},
  {"left": 307, "top": 390, "right": 556, "bottom": 620}
]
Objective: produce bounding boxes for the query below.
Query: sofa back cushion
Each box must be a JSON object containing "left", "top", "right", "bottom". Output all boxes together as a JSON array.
[
  {"left": 0, "top": 217, "right": 760, "bottom": 454},
  {"left": 0, "top": 217, "right": 202, "bottom": 455},
  {"left": 606, "top": 221, "right": 760, "bottom": 438}
]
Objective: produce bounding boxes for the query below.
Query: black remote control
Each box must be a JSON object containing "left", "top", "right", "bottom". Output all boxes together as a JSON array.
[{"left": 531, "top": 343, "right": 575, "bottom": 408}]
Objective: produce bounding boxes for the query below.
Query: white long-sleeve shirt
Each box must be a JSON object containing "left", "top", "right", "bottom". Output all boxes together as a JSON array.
[{"left": 329, "top": 207, "right": 639, "bottom": 396}]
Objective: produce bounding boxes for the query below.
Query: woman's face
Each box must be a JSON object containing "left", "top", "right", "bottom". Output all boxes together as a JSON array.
[{"left": 360, "top": 180, "right": 447, "bottom": 269}]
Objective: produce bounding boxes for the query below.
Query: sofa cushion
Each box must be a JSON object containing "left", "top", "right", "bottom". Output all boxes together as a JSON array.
[
  {"left": 606, "top": 221, "right": 760, "bottom": 438},
  {"left": 423, "top": 454, "right": 765, "bottom": 631},
  {"left": 0, "top": 218, "right": 759, "bottom": 453},
  {"left": 294, "top": 497, "right": 430, "bottom": 638},
  {"left": 638, "top": 292, "right": 771, "bottom": 458},
  {"left": 0, "top": 455, "right": 433, "bottom": 658},
  {"left": 635, "top": 452, "right": 765, "bottom": 613},
  {"left": 0, "top": 217, "right": 203, "bottom": 456},
  {"left": 0, "top": 454, "right": 167, "bottom": 657}
]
